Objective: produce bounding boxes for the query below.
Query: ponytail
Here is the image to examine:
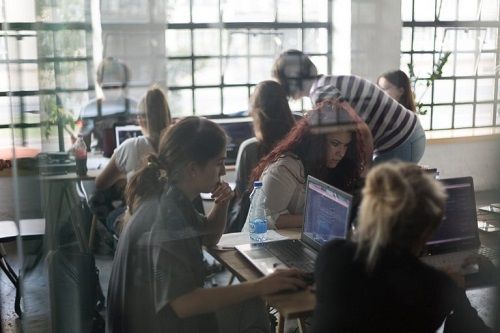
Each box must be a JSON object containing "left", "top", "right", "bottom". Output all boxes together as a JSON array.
[{"left": 141, "top": 85, "right": 172, "bottom": 151}]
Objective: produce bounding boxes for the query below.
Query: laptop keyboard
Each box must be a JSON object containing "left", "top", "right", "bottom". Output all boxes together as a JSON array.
[{"left": 264, "top": 240, "right": 316, "bottom": 273}]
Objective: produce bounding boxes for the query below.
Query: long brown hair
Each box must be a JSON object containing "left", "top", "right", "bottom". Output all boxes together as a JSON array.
[
  {"left": 250, "top": 80, "right": 295, "bottom": 154},
  {"left": 138, "top": 85, "right": 172, "bottom": 151},
  {"left": 377, "top": 70, "right": 416, "bottom": 112},
  {"left": 250, "top": 100, "right": 370, "bottom": 193},
  {"left": 126, "top": 117, "right": 226, "bottom": 213}
]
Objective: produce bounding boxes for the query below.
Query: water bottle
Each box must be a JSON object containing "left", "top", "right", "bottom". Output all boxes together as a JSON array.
[
  {"left": 248, "top": 181, "right": 268, "bottom": 242},
  {"left": 73, "top": 135, "right": 88, "bottom": 176}
]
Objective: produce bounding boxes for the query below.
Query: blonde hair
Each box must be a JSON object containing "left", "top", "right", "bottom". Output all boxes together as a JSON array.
[
  {"left": 356, "top": 162, "right": 447, "bottom": 270},
  {"left": 138, "top": 85, "right": 172, "bottom": 151}
]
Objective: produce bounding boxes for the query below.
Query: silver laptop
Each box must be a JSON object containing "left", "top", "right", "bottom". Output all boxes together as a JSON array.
[
  {"left": 236, "top": 176, "right": 352, "bottom": 275},
  {"left": 115, "top": 125, "right": 143, "bottom": 147},
  {"left": 421, "top": 177, "right": 500, "bottom": 274}
]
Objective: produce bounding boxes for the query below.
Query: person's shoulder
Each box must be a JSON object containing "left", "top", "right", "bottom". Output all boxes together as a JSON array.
[
  {"left": 239, "top": 137, "right": 260, "bottom": 152},
  {"left": 268, "top": 154, "right": 303, "bottom": 174}
]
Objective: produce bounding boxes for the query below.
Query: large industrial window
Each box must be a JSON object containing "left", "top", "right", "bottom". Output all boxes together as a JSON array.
[
  {"left": 0, "top": 0, "right": 94, "bottom": 151},
  {"left": 164, "top": 0, "right": 333, "bottom": 117},
  {"left": 401, "top": 0, "right": 500, "bottom": 130}
]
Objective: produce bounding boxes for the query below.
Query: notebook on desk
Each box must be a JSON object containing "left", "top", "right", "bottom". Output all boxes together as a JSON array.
[
  {"left": 236, "top": 176, "right": 352, "bottom": 275},
  {"left": 420, "top": 177, "right": 500, "bottom": 274}
]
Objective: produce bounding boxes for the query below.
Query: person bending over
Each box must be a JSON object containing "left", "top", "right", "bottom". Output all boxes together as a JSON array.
[
  {"left": 106, "top": 117, "right": 307, "bottom": 333},
  {"left": 313, "top": 162, "right": 491, "bottom": 332},
  {"left": 272, "top": 49, "right": 425, "bottom": 163},
  {"left": 243, "top": 100, "right": 372, "bottom": 230}
]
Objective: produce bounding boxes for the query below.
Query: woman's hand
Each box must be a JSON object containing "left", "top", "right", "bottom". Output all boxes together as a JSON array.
[
  {"left": 211, "top": 181, "right": 234, "bottom": 204},
  {"left": 254, "top": 268, "right": 308, "bottom": 295}
]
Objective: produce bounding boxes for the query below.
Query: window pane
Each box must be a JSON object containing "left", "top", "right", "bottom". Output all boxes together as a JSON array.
[
  {"left": 433, "top": 79, "right": 454, "bottom": 103},
  {"left": 435, "top": 52, "right": 454, "bottom": 76},
  {"left": 0, "top": 128, "right": 12, "bottom": 148},
  {"left": 166, "top": 29, "right": 191, "bottom": 57},
  {"left": 497, "top": 104, "right": 500, "bottom": 125},
  {"left": 38, "top": 31, "right": 55, "bottom": 58},
  {"left": 483, "top": 28, "right": 498, "bottom": 51},
  {"left": 455, "top": 79, "right": 475, "bottom": 103},
  {"left": 223, "top": 0, "right": 275, "bottom": 22},
  {"left": 310, "top": 56, "right": 328, "bottom": 75},
  {"left": 455, "top": 53, "right": 476, "bottom": 76},
  {"left": 401, "top": 28, "right": 412, "bottom": 52},
  {"left": 58, "top": 92, "right": 90, "bottom": 119},
  {"left": 5, "top": 0, "right": 36, "bottom": 22},
  {"left": 476, "top": 79, "right": 495, "bottom": 102},
  {"left": 475, "top": 103, "right": 494, "bottom": 126},
  {"left": 415, "top": 80, "right": 432, "bottom": 104},
  {"left": 167, "top": 60, "right": 192, "bottom": 87},
  {"left": 412, "top": 54, "right": 434, "bottom": 78},
  {"left": 193, "top": 29, "right": 220, "bottom": 56},
  {"left": 480, "top": 0, "right": 499, "bottom": 20},
  {"left": 193, "top": 0, "right": 219, "bottom": 23},
  {"left": 250, "top": 33, "right": 281, "bottom": 56},
  {"left": 303, "top": 0, "right": 328, "bottom": 22},
  {"left": 24, "top": 96, "right": 42, "bottom": 124},
  {"left": 477, "top": 53, "right": 496, "bottom": 75},
  {"left": 166, "top": 0, "right": 190, "bottom": 23},
  {"left": 289, "top": 98, "right": 304, "bottom": 112},
  {"left": 0, "top": 65, "right": 10, "bottom": 91},
  {"left": 223, "top": 87, "right": 249, "bottom": 114},
  {"left": 280, "top": 29, "right": 302, "bottom": 51},
  {"left": 223, "top": 58, "right": 248, "bottom": 84},
  {"left": 249, "top": 57, "right": 274, "bottom": 84},
  {"left": 194, "top": 59, "right": 221, "bottom": 86},
  {"left": 432, "top": 105, "right": 453, "bottom": 129},
  {"left": 9, "top": 63, "right": 39, "bottom": 91},
  {"left": 458, "top": 0, "right": 479, "bottom": 20},
  {"left": 400, "top": 54, "right": 412, "bottom": 73},
  {"left": 303, "top": 29, "right": 328, "bottom": 53},
  {"left": 454, "top": 104, "right": 473, "bottom": 128},
  {"left": 401, "top": 0, "right": 413, "bottom": 21},
  {"left": 413, "top": 28, "right": 435, "bottom": 52},
  {"left": 418, "top": 110, "right": 431, "bottom": 130},
  {"left": 39, "top": 62, "right": 56, "bottom": 90},
  {"left": 456, "top": 29, "right": 485, "bottom": 52},
  {"left": 436, "top": 28, "right": 455, "bottom": 53},
  {"left": 414, "top": 0, "right": 436, "bottom": 21},
  {"left": 277, "top": 0, "right": 302, "bottom": 22},
  {"left": 223, "top": 30, "right": 248, "bottom": 56},
  {"left": 194, "top": 88, "right": 221, "bottom": 116},
  {"left": 7, "top": 35, "right": 38, "bottom": 60},
  {"left": 57, "top": 61, "right": 89, "bottom": 89},
  {"left": 55, "top": 30, "right": 87, "bottom": 57},
  {"left": 0, "top": 96, "right": 19, "bottom": 124},
  {"left": 436, "top": 0, "right": 458, "bottom": 20},
  {"left": 168, "top": 89, "right": 193, "bottom": 117}
]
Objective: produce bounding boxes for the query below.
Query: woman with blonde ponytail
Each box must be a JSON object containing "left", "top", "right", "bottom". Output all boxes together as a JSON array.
[{"left": 313, "top": 162, "right": 491, "bottom": 332}]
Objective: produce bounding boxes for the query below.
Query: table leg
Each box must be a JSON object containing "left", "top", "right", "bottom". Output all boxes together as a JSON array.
[
  {"left": 297, "top": 317, "right": 307, "bottom": 333},
  {"left": 277, "top": 314, "right": 285, "bottom": 333}
]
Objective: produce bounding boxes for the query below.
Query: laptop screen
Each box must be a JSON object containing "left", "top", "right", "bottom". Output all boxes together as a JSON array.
[
  {"left": 212, "top": 117, "right": 254, "bottom": 165},
  {"left": 115, "top": 125, "right": 143, "bottom": 148},
  {"left": 426, "top": 177, "right": 480, "bottom": 251},
  {"left": 302, "top": 176, "right": 352, "bottom": 250}
]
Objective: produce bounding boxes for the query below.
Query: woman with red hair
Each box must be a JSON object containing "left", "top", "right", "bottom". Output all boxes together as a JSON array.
[{"left": 243, "top": 100, "right": 372, "bottom": 230}]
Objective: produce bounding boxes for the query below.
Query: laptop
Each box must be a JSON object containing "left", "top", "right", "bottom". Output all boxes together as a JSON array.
[
  {"left": 420, "top": 177, "right": 500, "bottom": 274},
  {"left": 235, "top": 176, "right": 352, "bottom": 275},
  {"left": 114, "top": 125, "right": 143, "bottom": 148}
]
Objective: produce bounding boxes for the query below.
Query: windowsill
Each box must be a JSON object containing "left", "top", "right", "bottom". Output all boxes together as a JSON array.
[{"left": 425, "top": 127, "right": 500, "bottom": 144}]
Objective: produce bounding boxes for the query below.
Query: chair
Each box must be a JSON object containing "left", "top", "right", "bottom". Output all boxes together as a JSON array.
[{"left": 0, "top": 218, "right": 45, "bottom": 317}]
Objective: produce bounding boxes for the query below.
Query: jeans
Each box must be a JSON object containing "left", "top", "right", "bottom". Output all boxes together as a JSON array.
[{"left": 373, "top": 121, "right": 426, "bottom": 164}]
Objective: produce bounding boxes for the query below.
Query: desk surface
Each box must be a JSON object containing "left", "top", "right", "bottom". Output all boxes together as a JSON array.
[
  {"left": 42, "top": 169, "right": 100, "bottom": 181},
  {"left": 208, "top": 229, "right": 316, "bottom": 319}
]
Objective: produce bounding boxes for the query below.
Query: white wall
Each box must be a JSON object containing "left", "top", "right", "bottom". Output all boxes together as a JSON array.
[{"left": 344, "top": 0, "right": 500, "bottom": 191}]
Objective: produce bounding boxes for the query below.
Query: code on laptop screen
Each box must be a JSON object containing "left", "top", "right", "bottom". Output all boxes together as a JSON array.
[
  {"left": 303, "top": 180, "right": 351, "bottom": 246},
  {"left": 427, "top": 181, "right": 477, "bottom": 246}
]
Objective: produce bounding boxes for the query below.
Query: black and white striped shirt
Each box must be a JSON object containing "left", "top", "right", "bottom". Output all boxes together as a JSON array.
[{"left": 310, "top": 75, "right": 419, "bottom": 154}]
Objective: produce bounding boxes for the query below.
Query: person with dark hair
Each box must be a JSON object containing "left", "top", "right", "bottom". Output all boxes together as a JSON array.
[
  {"left": 107, "top": 117, "right": 308, "bottom": 333},
  {"left": 377, "top": 69, "right": 417, "bottom": 112},
  {"left": 95, "top": 85, "right": 171, "bottom": 234},
  {"left": 235, "top": 80, "right": 295, "bottom": 195},
  {"left": 243, "top": 100, "right": 372, "bottom": 230},
  {"left": 79, "top": 57, "right": 138, "bottom": 157},
  {"left": 313, "top": 162, "right": 491, "bottom": 332},
  {"left": 271, "top": 49, "right": 425, "bottom": 164}
]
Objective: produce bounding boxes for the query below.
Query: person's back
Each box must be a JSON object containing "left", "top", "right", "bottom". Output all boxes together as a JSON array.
[{"left": 314, "top": 240, "right": 463, "bottom": 332}]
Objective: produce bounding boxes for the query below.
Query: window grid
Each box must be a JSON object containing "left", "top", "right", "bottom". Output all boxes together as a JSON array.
[
  {"left": 166, "top": 0, "right": 333, "bottom": 116},
  {"left": 402, "top": 0, "right": 500, "bottom": 130}
]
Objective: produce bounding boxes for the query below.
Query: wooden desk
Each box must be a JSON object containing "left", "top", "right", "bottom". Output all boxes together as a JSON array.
[{"left": 207, "top": 229, "right": 316, "bottom": 331}]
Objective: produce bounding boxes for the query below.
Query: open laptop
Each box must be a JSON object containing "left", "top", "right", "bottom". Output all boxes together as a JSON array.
[
  {"left": 235, "top": 176, "right": 352, "bottom": 275},
  {"left": 114, "top": 125, "right": 143, "bottom": 148},
  {"left": 420, "top": 177, "right": 500, "bottom": 274}
]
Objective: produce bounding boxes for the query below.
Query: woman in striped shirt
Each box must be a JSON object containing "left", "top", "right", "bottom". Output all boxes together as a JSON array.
[{"left": 271, "top": 49, "right": 426, "bottom": 164}]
